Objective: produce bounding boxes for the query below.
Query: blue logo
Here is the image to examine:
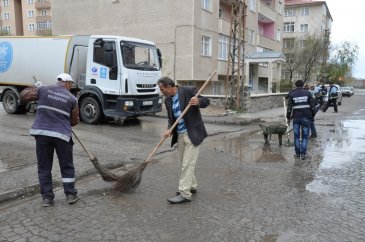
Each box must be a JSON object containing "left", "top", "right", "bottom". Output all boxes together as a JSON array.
[
  {"left": 0, "top": 42, "right": 13, "bottom": 73},
  {"left": 91, "top": 67, "right": 98, "bottom": 73}
]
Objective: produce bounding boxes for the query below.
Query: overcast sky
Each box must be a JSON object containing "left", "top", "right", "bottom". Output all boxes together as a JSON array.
[{"left": 325, "top": 0, "right": 365, "bottom": 78}]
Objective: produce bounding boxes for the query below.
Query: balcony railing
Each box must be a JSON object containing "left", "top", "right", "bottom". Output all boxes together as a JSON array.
[
  {"left": 258, "top": 0, "right": 276, "bottom": 22},
  {"left": 36, "top": 15, "right": 51, "bottom": 22},
  {"left": 219, "top": 18, "right": 231, "bottom": 35},
  {"left": 35, "top": 1, "right": 51, "bottom": 9},
  {"left": 257, "top": 34, "right": 281, "bottom": 50}
]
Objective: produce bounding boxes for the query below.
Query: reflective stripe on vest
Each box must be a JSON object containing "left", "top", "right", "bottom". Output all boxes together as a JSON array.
[
  {"left": 37, "top": 105, "right": 70, "bottom": 117},
  {"left": 293, "top": 104, "right": 310, "bottom": 109}
]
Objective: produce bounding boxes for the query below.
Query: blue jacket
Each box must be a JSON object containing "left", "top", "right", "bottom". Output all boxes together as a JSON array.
[{"left": 287, "top": 87, "right": 316, "bottom": 120}]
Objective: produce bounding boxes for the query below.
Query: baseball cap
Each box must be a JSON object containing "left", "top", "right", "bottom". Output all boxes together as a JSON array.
[{"left": 57, "top": 73, "right": 75, "bottom": 83}]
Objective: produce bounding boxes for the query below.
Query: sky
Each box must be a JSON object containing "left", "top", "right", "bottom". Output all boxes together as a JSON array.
[{"left": 325, "top": 0, "right": 365, "bottom": 78}]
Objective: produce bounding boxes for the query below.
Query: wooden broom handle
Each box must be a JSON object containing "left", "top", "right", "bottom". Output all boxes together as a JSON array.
[
  {"left": 72, "top": 129, "right": 95, "bottom": 160},
  {"left": 144, "top": 71, "right": 217, "bottom": 163}
]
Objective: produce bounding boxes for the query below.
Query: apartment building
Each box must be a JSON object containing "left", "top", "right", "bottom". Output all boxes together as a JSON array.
[
  {"left": 51, "top": 0, "right": 284, "bottom": 95},
  {"left": 282, "top": 0, "right": 333, "bottom": 81},
  {"left": 0, "top": 0, "right": 52, "bottom": 36}
]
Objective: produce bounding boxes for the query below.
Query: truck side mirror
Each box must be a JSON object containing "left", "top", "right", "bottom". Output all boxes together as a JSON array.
[{"left": 157, "top": 48, "right": 162, "bottom": 68}]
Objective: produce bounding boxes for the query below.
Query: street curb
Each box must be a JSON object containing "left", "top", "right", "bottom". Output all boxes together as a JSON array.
[{"left": 0, "top": 162, "right": 127, "bottom": 204}]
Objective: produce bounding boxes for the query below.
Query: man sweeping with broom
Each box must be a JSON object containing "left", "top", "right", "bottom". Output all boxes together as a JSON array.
[{"left": 157, "top": 77, "right": 210, "bottom": 204}]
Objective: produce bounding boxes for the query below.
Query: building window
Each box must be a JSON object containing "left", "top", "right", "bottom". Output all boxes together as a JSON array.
[
  {"left": 37, "top": 21, "right": 52, "bottom": 30},
  {"left": 201, "top": 0, "right": 212, "bottom": 12},
  {"left": 282, "top": 71, "right": 291, "bottom": 79},
  {"left": 276, "top": 28, "right": 281, "bottom": 41},
  {"left": 248, "top": 29, "right": 255, "bottom": 45},
  {"left": 3, "top": 26, "right": 10, "bottom": 33},
  {"left": 211, "top": 82, "right": 224, "bottom": 95},
  {"left": 283, "top": 38, "right": 295, "bottom": 49},
  {"left": 3, "top": 12, "right": 10, "bottom": 20},
  {"left": 218, "top": 34, "right": 229, "bottom": 60},
  {"left": 201, "top": 35, "right": 211, "bottom": 56},
  {"left": 301, "top": 7, "right": 309, "bottom": 16},
  {"left": 300, "top": 24, "right": 308, "bottom": 32},
  {"left": 283, "top": 22, "right": 295, "bottom": 32},
  {"left": 40, "top": 9, "right": 48, "bottom": 16},
  {"left": 284, "top": 8, "right": 295, "bottom": 17},
  {"left": 3, "top": 0, "right": 9, "bottom": 7},
  {"left": 28, "top": 23, "right": 35, "bottom": 31},
  {"left": 27, "top": 0, "right": 33, "bottom": 3},
  {"left": 277, "top": 1, "right": 282, "bottom": 14},
  {"left": 249, "top": 0, "right": 256, "bottom": 12},
  {"left": 219, "top": 8, "right": 223, "bottom": 18},
  {"left": 27, "top": 10, "right": 34, "bottom": 18}
]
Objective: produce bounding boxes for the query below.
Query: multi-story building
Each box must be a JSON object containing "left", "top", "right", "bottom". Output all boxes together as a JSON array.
[
  {"left": 0, "top": 0, "right": 52, "bottom": 36},
  {"left": 282, "top": 0, "right": 333, "bottom": 82},
  {"left": 52, "top": 0, "right": 285, "bottom": 95}
]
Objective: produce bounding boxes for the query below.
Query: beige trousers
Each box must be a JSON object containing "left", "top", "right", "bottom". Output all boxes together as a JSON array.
[{"left": 177, "top": 133, "right": 199, "bottom": 199}]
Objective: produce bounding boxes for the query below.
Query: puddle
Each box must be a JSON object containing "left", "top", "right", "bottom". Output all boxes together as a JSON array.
[
  {"left": 211, "top": 133, "right": 287, "bottom": 163},
  {"left": 306, "top": 119, "right": 365, "bottom": 194}
]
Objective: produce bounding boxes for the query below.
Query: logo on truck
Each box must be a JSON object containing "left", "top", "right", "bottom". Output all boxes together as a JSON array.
[{"left": 0, "top": 42, "right": 13, "bottom": 73}]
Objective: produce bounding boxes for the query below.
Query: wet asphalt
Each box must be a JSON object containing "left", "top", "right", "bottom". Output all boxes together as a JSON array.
[{"left": 1, "top": 90, "right": 365, "bottom": 241}]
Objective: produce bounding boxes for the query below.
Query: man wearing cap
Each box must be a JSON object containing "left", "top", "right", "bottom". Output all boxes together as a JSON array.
[{"left": 20, "top": 73, "right": 80, "bottom": 207}]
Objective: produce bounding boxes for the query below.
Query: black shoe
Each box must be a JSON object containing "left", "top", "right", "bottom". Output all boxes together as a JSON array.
[
  {"left": 66, "top": 194, "right": 80, "bottom": 204},
  {"left": 310, "top": 135, "right": 317, "bottom": 138},
  {"left": 176, "top": 188, "right": 197, "bottom": 195},
  {"left": 167, "top": 194, "right": 191, "bottom": 204},
  {"left": 42, "top": 198, "right": 54, "bottom": 207},
  {"left": 301, "top": 154, "right": 306, "bottom": 160}
]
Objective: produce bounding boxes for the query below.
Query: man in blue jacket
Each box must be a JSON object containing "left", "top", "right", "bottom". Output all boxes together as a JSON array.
[
  {"left": 158, "top": 77, "right": 210, "bottom": 204},
  {"left": 322, "top": 82, "right": 338, "bottom": 113},
  {"left": 20, "top": 73, "right": 80, "bottom": 207},
  {"left": 286, "top": 80, "right": 316, "bottom": 160}
]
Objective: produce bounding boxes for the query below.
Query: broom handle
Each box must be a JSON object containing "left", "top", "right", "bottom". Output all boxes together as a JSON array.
[
  {"left": 144, "top": 71, "right": 217, "bottom": 164},
  {"left": 283, "top": 97, "right": 288, "bottom": 126},
  {"left": 72, "top": 129, "right": 95, "bottom": 160}
]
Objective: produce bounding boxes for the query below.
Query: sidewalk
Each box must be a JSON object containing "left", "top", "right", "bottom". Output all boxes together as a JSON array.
[{"left": 0, "top": 106, "right": 285, "bottom": 205}]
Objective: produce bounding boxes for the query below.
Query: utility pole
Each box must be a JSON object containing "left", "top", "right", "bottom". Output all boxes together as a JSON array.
[{"left": 224, "top": 0, "right": 247, "bottom": 110}]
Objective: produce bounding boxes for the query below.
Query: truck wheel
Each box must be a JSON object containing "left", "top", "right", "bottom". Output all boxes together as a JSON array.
[
  {"left": 2, "top": 90, "right": 27, "bottom": 114},
  {"left": 80, "top": 97, "right": 103, "bottom": 124}
]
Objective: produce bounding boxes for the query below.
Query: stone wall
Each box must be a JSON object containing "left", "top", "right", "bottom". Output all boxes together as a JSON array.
[{"left": 204, "top": 93, "right": 287, "bottom": 113}]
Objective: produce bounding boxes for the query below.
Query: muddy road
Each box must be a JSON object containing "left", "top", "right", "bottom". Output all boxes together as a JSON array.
[{"left": 0, "top": 90, "right": 365, "bottom": 241}]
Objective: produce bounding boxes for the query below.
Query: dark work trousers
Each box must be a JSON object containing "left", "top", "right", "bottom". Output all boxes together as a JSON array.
[
  {"left": 323, "top": 98, "right": 338, "bottom": 112},
  {"left": 35, "top": 135, "right": 77, "bottom": 200}
]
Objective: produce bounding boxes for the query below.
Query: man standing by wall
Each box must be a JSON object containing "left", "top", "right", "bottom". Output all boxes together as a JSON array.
[
  {"left": 157, "top": 77, "right": 210, "bottom": 204},
  {"left": 286, "top": 80, "right": 316, "bottom": 160},
  {"left": 20, "top": 73, "right": 80, "bottom": 207}
]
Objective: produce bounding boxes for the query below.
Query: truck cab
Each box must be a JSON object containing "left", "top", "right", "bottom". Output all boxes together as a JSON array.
[{"left": 74, "top": 35, "right": 163, "bottom": 124}]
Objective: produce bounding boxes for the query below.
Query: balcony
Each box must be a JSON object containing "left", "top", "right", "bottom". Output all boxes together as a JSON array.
[
  {"left": 219, "top": 18, "right": 231, "bottom": 35},
  {"left": 35, "top": 1, "right": 51, "bottom": 9},
  {"left": 258, "top": 0, "right": 276, "bottom": 23},
  {"left": 36, "top": 29, "right": 52, "bottom": 36},
  {"left": 36, "top": 15, "right": 51, "bottom": 22},
  {"left": 257, "top": 34, "right": 281, "bottom": 51}
]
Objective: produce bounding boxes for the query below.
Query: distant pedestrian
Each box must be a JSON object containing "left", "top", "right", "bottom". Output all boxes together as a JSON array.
[
  {"left": 286, "top": 80, "right": 316, "bottom": 160},
  {"left": 322, "top": 82, "right": 338, "bottom": 113},
  {"left": 157, "top": 76, "right": 210, "bottom": 204},
  {"left": 20, "top": 73, "right": 80, "bottom": 207}
]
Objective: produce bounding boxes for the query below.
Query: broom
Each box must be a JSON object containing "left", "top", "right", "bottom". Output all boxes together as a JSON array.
[
  {"left": 72, "top": 130, "right": 120, "bottom": 182},
  {"left": 282, "top": 97, "right": 292, "bottom": 147},
  {"left": 113, "top": 71, "right": 217, "bottom": 192}
]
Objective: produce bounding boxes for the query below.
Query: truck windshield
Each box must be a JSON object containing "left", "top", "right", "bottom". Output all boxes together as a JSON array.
[{"left": 120, "top": 41, "right": 160, "bottom": 71}]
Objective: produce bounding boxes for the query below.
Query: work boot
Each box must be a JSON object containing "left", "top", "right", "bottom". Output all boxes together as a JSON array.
[
  {"left": 301, "top": 154, "right": 307, "bottom": 160},
  {"left": 310, "top": 134, "right": 317, "bottom": 138},
  {"left": 42, "top": 198, "right": 54, "bottom": 207},
  {"left": 167, "top": 194, "right": 191, "bottom": 204},
  {"left": 66, "top": 194, "right": 80, "bottom": 204}
]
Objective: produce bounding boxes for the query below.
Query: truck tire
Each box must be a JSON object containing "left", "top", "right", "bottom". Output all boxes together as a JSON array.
[
  {"left": 80, "top": 97, "right": 103, "bottom": 124},
  {"left": 2, "top": 90, "right": 27, "bottom": 114}
]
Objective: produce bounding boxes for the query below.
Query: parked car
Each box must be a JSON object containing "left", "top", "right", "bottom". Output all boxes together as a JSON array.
[
  {"left": 341, "top": 86, "right": 354, "bottom": 97},
  {"left": 323, "top": 84, "right": 342, "bottom": 106}
]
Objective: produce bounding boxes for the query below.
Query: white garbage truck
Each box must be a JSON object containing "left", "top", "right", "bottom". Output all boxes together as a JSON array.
[{"left": 0, "top": 35, "right": 163, "bottom": 124}]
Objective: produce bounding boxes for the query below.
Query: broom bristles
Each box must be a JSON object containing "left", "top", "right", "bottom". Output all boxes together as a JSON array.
[
  {"left": 113, "top": 162, "right": 148, "bottom": 192},
  {"left": 90, "top": 157, "right": 120, "bottom": 182}
]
